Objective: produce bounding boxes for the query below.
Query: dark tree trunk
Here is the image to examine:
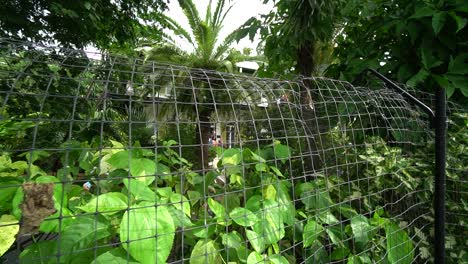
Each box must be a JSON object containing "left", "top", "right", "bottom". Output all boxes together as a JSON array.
[
  {"left": 195, "top": 112, "right": 212, "bottom": 171},
  {"left": 297, "top": 41, "right": 320, "bottom": 177}
]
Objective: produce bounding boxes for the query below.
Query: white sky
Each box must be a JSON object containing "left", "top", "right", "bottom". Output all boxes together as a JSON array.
[{"left": 165, "top": 0, "right": 273, "bottom": 55}]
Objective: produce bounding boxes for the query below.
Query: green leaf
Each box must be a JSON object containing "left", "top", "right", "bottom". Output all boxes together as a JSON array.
[
  {"left": 331, "top": 247, "right": 350, "bottom": 260},
  {"left": 222, "top": 231, "right": 243, "bottom": 248},
  {"left": 123, "top": 178, "right": 156, "bottom": 201},
  {"left": 245, "top": 229, "right": 265, "bottom": 253},
  {"left": 406, "top": 68, "right": 429, "bottom": 87},
  {"left": 170, "top": 193, "right": 191, "bottom": 217},
  {"left": 448, "top": 53, "right": 468, "bottom": 75},
  {"left": 120, "top": 202, "right": 175, "bottom": 264},
  {"left": 167, "top": 205, "right": 193, "bottom": 228},
  {"left": 326, "top": 226, "right": 347, "bottom": 247},
  {"left": 189, "top": 240, "right": 222, "bottom": 264},
  {"left": 78, "top": 192, "right": 128, "bottom": 215},
  {"left": 273, "top": 143, "right": 290, "bottom": 162},
  {"left": 222, "top": 148, "right": 242, "bottom": 165},
  {"left": 264, "top": 184, "right": 276, "bottom": 200},
  {"left": 253, "top": 200, "right": 285, "bottom": 245},
  {"left": 107, "top": 151, "right": 130, "bottom": 169},
  {"left": 208, "top": 198, "right": 225, "bottom": 219},
  {"left": 447, "top": 74, "right": 468, "bottom": 96},
  {"left": 410, "top": 6, "right": 435, "bottom": 18},
  {"left": 351, "top": 215, "right": 373, "bottom": 249},
  {"left": 130, "top": 158, "right": 156, "bottom": 185},
  {"left": 269, "top": 254, "right": 290, "bottom": 264},
  {"left": 421, "top": 48, "right": 442, "bottom": 69},
  {"left": 246, "top": 195, "right": 262, "bottom": 212},
  {"left": 229, "top": 207, "right": 259, "bottom": 227},
  {"left": 57, "top": 215, "right": 111, "bottom": 262},
  {"left": 95, "top": 247, "right": 139, "bottom": 263},
  {"left": 449, "top": 13, "right": 467, "bottom": 32},
  {"left": 0, "top": 215, "right": 19, "bottom": 256},
  {"left": 255, "top": 163, "right": 268, "bottom": 172},
  {"left": 247, "top": 251, "right": 264, "bottom": 264},
  {"left": 303, "top": 220, "right": 324, "bottom": 247},
  {"left": 432, "top": 11, "right": 447, "bottom": 35},
  {"left": 276, "top": 182, "right": 295, "bottom": 225},
  {"left": 385, "top": 223, "right": 414, "bottom": 264}
]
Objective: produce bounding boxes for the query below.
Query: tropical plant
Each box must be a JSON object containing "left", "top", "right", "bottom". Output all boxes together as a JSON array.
[
  {"left": 146, "top": 0, "right": 252, "bottom": 71},
  {"left": 0, "top": 139, "right": 417, "bottom": 263},
  {"left": 326, "top": 0, "right": 468, "bottom": 101},
  {"left": 0, "top": 0, "right": 168, "bottom": 50},
  {"left": 239, "top": 0, "right": 343, "bottom": 78}
]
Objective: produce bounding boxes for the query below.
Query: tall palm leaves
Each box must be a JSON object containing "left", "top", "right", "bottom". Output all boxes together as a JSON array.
[{"left": 150, "top": 0, "right": 246, "bottom": 70}]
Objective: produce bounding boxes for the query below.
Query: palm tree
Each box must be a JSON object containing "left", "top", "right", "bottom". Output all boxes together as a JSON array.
[{"left": 140, "top": 0, "right": 263, "bottom": 170}]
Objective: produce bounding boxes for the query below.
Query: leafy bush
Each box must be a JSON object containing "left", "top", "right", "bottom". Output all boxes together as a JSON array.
[{"left": 0, "top": 138, "right": 419, "bottom": 263}]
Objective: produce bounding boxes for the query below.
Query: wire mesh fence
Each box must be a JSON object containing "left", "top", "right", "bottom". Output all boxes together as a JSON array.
[{"left": 0, "top": 38, "right": 465, "bottom": 263}]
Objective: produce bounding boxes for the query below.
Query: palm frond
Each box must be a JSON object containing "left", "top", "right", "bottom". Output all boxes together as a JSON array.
[
  {"left": 160, "top": 14, "right": 195, "bottom": 48},
  {"left": 177, "top": 0, "right": 202, "bottom": 35},
  {"left": 212, "top": 0, "right": 226, "bottom": 28}
]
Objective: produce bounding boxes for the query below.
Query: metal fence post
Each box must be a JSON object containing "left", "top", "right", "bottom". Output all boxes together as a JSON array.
[{"left": 434, "top": 86, "right": 447, "bottom": 263}]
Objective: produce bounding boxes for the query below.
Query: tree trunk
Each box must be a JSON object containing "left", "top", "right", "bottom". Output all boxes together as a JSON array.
[
  {"left": 297, "top": 41, "right": 320, "bottom": 177},
  {"left": 195, "top": 112, "right": 212, "bottom": 171}
]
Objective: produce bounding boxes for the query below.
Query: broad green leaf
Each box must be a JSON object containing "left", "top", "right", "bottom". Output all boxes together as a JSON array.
[
  {"left": 236, "top": 245, "right": 250, "bottom": 263},
  {"left": 130, "top": 158, "right": 156, "bottom": 185},
  {"left": 410, "top": 6, "right": 435, "bottom": 18},
  {"left": 167, "top": 205, "right": 193, "bottom": 228},
  {"left": 448, "top": 53, "right": 468, "bottom": 75},
  {"left": 273, "top": 143, "right": 290, "bottom": 162},
  {"left": 246, "top": 195, "right": 262, "bottom": 213},
  {"left": 326, "top": 226, "right": 347, "bottom": 247},
  {"left": 170, "top": 193, "right": 191, "bottom": 217},
  {"left": 230, "top": 207, "right": 258, "bottom": 227},
  {"left": 447, "top": 74, "right": 468, "bottom": 96},
  {"left": 243, "top": 149, "right": 266, "bottom": 162},
  {"left": 245, "top": 229, "right": 265, "bottom": 253},
  {"left": 222, "top": 148, "right": 242, "bottom": 165},
  {"left": 247, "top": 251, "right": 264, "bottom": 264},
  {"left": 385, "top": 223, "right": 414, "bottom": 264},
  {"left": 156, "top": 187, "right": 173, "bottom": 198},
  {"left": 255, "top": 163, "right": 268, "bottom": 172},
  {"left": 276, "top": 182, "right": 295, "bottom": 225},
  {"left": 55, "top": 215, "right": 111, "bottom": 262},
  {"left": 303, "top": 220, "right": 324, "bottom": 247},
  {"left": 19, "top": 241, "right": 56, "bottom": 263},
  {"left": 107, "top": 151, "right": 130, "bottom": 169},
  {"left": 0, "top": 215, "right": 19, "bottom": 256},
  {"left": 318, "top": 211, "right": 339, "bottom": 225},
  {"left": 351, "top": 215, "right": 373, "bottom": 249},
  {"left": 191, "top": 222, "right": 216, "bottom": 238},
  {"left": 264, "top": 184, "right": 276, "bottom": 200},
  {"left": 253, "top": 200, "right": 284, "bottom": 245},
  {"left": 120, "top": 202, "right": 175, "bottom": 264},
  {"left": 432, "top": 11, "right": 447, "bottom": 35},
  {"left": 449, "top": 13, "right": 467, "bottom": 32},
  {"left": 331, "top": 247, "right": 350, "bottom": 260},
  {"left": 270, "top": 166, "right": 284, "bottom": 177},
  {"left": 406, "top": 68, "right": 429, "bottom": 87},
  {"left": 269, "top": 255, "right": 289, "bottom": 264},
  {"left": 189, "top": 240, "right": 222, "bottom": 264},
  {"left": 421, "top": 48, "right": 442, "bottom": 69},
  {"left": 78, "top": 192, "right": 128, "bottom": 215},
  {"left": 208, "top": 198, "right": 225, "bottom": 218},
  {"left": 187, "top": 190, "right": 201, "bottom": 206},
  {"left": 222, "top": 231, "right": 243, "bottom": 248},
  {"left": 95, "top": 247, "right": 139, "bottom": 263},
  {"left": 123, "top": 178, "right": 156, "bottom": 201}
]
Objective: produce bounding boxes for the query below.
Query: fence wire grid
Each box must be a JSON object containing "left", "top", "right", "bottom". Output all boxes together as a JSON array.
[{"left": 0, "top": 39, "right": 466, "bottom": 264}]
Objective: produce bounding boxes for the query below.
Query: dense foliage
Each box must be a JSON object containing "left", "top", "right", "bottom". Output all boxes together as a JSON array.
[
  {"left": 0, "top": 0, "right": 168, "bottom": 50},
  {"left": 0, "top": 138, "right": 421, "bottom": 263},
  {"left": 327, "top": 0, "right": 468, "bottom": 99}
]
